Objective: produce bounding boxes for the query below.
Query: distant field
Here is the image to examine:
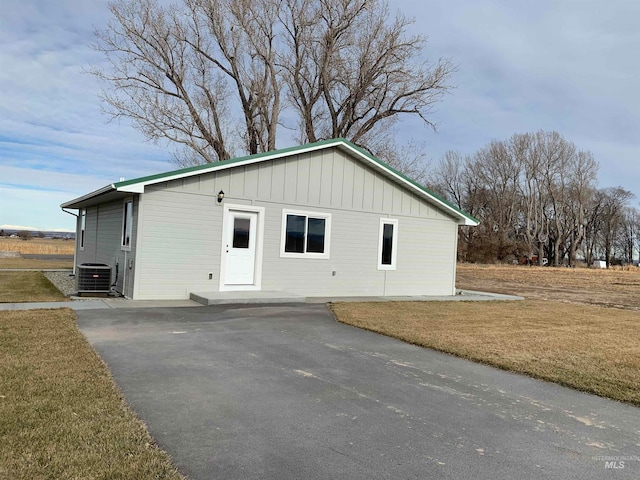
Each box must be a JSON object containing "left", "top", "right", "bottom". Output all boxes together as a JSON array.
[
  {"left": 0, "top": 238, "right": 75, "bottom": 255},
  {"left": 456, "top": 263, "right": 640, "bottom": 310}
]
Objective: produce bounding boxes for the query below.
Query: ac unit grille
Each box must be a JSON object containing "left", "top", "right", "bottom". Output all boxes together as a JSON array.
[{"left": 77, "top": 263, "right": 112, "bottom": 293}]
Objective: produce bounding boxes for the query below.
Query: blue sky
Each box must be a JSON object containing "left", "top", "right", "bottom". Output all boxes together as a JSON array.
[{"left": 1, "top": 0, "right": 639, "bottom": 231}]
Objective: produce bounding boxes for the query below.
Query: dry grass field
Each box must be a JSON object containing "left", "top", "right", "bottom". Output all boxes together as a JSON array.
[
  {"left": 0, "top": 237, "right": 75, "bottom": 255},
  {"left": 0, "top": 271, "right": 68, "bottom": 303},
  {"left": 0, "top": 258, "right": 74, "bottom": 269},
  {"left": 456, "top": 263, "right": 640, "bottom": 310},
  {"left": 0, "top": 238, "right": 74, "bottom": 269},
  {"left": 0, "top": 309, "right": 184, "bottom": 480},
  {"left": 332, "top": 263, "right": 640, "bottom": 406}
]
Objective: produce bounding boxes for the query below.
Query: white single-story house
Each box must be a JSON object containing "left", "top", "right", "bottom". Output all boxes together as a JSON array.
[{"left": 61, "top": 139, "right": 478, "bottom": 300}]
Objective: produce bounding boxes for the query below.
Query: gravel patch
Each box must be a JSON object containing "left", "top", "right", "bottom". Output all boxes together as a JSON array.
[{"left": 44, "top": 271, "right": 77, "bottom": 297}]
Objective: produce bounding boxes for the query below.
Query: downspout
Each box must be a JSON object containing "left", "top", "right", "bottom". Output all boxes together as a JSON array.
[
  {"left": 62, "top": 208, "right": 78, "bottom": 275},
  {"left": 123, "top": 249, "right": 127, "bottom": 297}
]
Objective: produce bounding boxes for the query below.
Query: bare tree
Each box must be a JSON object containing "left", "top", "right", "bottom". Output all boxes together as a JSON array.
[
  {"left": 184, "top": 0, "right": 282, "bottom": 157},
  {"left": 564, "top": 150, "right": 598, "bottom": 266},
  {"left": 429, "top": 130, "right": 606, "bottom": 266},
  {"left": 93, "top": 0, "right": 454, "bottom": 168},
  {"left": 514, "top": 132, "right": 548, "bottom": 264},
  {"left": 467, "top": 140, "right": 522, "bottom": 260},
  {"left": 430, "top": 150, "right": 470, "bottom": 209},
  {"left": 365, "top": 137, "right": 431, "bottom": 185},
  {"left": 429, "top": 150, "right": 481, "bottom": 262},
  {"left": 95, "top": 0, "right": 230, "bottom": 163},
  {"left": 618, "top": 207, "right": 640, "bottom": 265},
  {"left": 582, "top": 188, "right": 605, "bottom": 266},
  {"left": 280, "top": 0, "right": 454, "bottom": 146},
  {"left": 598, "top": 187, "right": 635, "bottom": 267}
]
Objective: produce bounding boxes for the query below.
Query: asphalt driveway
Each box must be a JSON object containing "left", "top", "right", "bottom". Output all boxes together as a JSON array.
[{"left": 77, "top": 304, "right": 640, "bottom": 480}]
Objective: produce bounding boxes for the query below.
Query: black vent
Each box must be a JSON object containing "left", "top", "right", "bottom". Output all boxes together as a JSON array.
[{"left": 77, "top": 263, "right": 112, "bottom": 294}]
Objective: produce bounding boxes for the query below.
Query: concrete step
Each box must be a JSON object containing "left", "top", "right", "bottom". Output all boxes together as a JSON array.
[{"left": 190, "top": 291, "right": 307, "bottom": 306}]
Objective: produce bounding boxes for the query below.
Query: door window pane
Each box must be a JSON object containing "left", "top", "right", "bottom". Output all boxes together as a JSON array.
[
  {"left": 381, "top": 223, "right": 394, "bottom": 265},
  {"left": 233, "top": 217, "right": 251, "bottom": 248},
  {"left": 306, "top": 218, "right": 326, "bottom": 253},
  {"left": 285, "top": 215, "right": 305, "bottom": 253}
]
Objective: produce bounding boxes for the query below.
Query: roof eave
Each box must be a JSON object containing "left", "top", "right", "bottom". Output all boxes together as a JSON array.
[
  {"left": 335, "top": 142, "right": 480, "bottom": 227},
  {"left": 60, "top": 184, "right": 116, "bottom": 209},
  {"left": 111, "top": 138, "right": 347, "bottom": 193},
  {"left": 62, "top": 138, "right": 479, "bottom": 225}
]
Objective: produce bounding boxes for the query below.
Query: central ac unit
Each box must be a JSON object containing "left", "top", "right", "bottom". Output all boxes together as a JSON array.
[{"left": 77, "top": 263, "right": 112, "bottom": 294}]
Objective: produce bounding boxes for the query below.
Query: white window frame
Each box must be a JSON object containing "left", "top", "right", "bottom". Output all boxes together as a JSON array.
[
  {"left": 79, "top": 208, "right": 86, "bottom": 250},
  {"left": 280, "top": 209, "right": 331, "bottom": 259},
  {"left": 121, "top": 198, "right": 133, "bottom": 250},
  {"left": 378, "top": 218, "right": 398, "bottom": 270}
]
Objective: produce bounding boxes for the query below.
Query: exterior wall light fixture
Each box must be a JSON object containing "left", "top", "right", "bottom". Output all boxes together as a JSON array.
[{"left": 217, "top": 190, "right": 225, "bottom": 203}]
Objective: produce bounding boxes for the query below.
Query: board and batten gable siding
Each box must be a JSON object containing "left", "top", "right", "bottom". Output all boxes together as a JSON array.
[
  {"left": 133, "top": 146, "right": 458, "bottom": 299},
  {"left": 151, "top": 147, "right": 450, "bottom": 218},
  {"left": 75, "top": 198, "right": 138, "bottom": 298}
]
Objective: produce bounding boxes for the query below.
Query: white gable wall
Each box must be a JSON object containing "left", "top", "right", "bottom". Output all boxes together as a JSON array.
[{"left": 133, "top": 147, "right": 458, "bottom": 299}]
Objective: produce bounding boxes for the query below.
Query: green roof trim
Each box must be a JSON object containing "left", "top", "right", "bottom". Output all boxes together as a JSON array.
[
  {"left": 111, "top": 138, "right": 478, "bottom": 225},
  {"left": 112, "top": 138, "right": 343, "bottom": 189},
  {"left": 343, "top": 141, "right": 479, "bottom": 225}
]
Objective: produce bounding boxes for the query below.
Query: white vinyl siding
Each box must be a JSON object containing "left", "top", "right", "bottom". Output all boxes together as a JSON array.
[
  {"left": 131, "top": 146, "right": 459, "bottom": 299},
  {"left": 133, "top": 188, "right": 226, "bottom": 299}
]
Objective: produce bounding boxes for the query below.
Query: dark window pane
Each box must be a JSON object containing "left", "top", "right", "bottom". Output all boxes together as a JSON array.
[
  {"left": 285, "top": 215, "right": 305, "bottom": 253},
  {"left": 80, "top": 210, "right": 86, "bottom": 248},
  {"left": 306, "top": 217, "right": 325, "bottom": 253},
  {"left": 233, "top": 217, "right": 250, "bottom": 248},
  {"left": 122, "top": 201, "right": 132, "bottom": 247},
  {"left": 381, "top": 223, "right": 394, "bottom": 265}
]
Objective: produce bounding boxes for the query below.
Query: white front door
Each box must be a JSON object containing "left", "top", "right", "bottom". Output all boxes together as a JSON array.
[{"left": 223, "top": 210, "right": 258, "bottom": 286}]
